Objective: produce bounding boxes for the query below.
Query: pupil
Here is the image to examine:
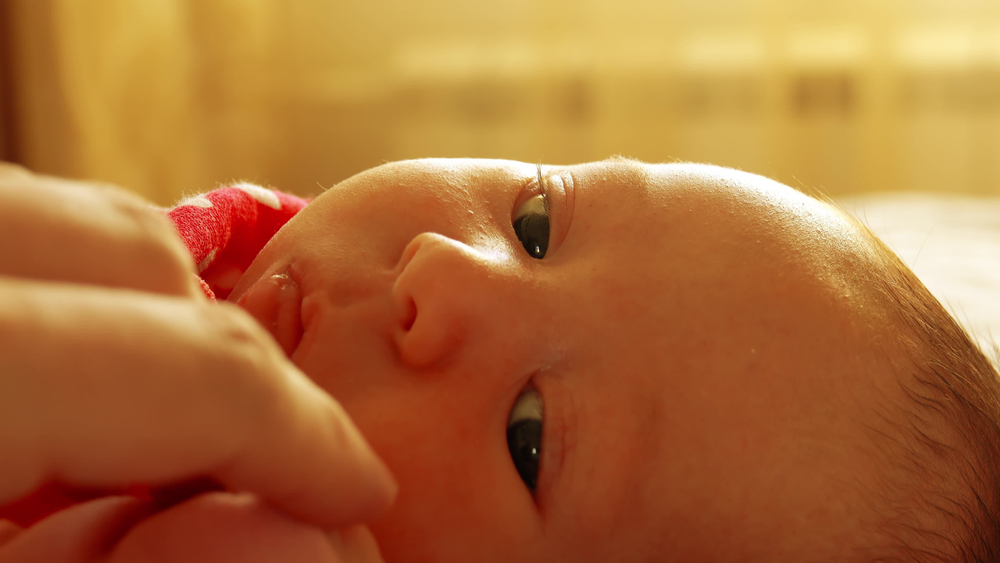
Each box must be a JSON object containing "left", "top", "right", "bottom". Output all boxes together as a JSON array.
[
  {"left": 514, "top": 213, "right": 549, "bottom": 259},
  {"left": 507, "top": 419, "right": 542, "bottom": 491}
]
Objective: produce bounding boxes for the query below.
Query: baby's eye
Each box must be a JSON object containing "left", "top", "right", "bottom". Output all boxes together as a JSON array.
[
  {"left": 513, "top": 194, "right": 549, "bottom": 259},
  {"left": 507, "top": 387, "right": 543, "bottom": 493}
]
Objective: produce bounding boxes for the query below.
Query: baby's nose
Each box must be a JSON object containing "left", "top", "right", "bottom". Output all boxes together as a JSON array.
[{"left": 390, "top": 232, "right": 515, "bottom": 368}]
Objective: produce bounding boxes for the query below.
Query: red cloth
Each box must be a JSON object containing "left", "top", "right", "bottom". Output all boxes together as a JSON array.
[
  {"left": 0, "top": 183, "right": 310, "bottom": 527},
  {"left": 169, "top": 183, "right": 310, "bottom": 300}
]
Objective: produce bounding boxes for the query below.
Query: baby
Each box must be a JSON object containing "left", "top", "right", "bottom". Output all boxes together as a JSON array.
[
  {"left": 221, "top": 157, "right": 1000, "bottom": 562},
  {"left": 11, "top": 157, "right": 1000, "bottom": 562}
]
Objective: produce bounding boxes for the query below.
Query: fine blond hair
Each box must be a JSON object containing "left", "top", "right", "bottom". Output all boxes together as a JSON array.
[{"left": 835, "top": 205, "right": 1000, "bottom": 563}]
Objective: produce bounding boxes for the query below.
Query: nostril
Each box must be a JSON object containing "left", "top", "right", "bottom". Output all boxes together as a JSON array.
[{"left": 391, "top": 232, "right": 487, "bottom": 369}]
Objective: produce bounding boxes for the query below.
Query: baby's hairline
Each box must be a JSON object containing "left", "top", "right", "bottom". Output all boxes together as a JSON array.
[{"left": 835, "top": 216, "right": 1000, "bottom": 561}]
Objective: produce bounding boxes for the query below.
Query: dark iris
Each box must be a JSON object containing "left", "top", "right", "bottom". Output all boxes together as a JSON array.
[
  {"left": 506, "top": 419, "right": 542, "bottom": 491},
  {"left": 513, "top": 213, "right": 549, "bottom": 259}
]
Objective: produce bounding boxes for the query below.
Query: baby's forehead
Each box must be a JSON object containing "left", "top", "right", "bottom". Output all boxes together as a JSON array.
[{"left": 585, "top": 160, "right": 883, "bottom": 277}]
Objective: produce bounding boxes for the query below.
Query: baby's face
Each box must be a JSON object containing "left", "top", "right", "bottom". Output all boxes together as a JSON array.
[{"left": 231, "top": 158, "right": 896, "bottom": 561}]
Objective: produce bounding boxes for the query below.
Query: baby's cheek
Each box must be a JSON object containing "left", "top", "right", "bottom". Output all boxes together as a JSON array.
[{"left": 365, "top": 419, "right": 539, "bottom": 562}]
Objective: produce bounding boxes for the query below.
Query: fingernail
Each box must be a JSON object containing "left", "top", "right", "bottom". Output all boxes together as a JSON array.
[{"left": 326, "top": 526, "right": 386, "bottom": 562}]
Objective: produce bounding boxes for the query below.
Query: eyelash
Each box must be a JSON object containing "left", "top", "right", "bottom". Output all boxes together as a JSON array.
[
  {"left": 508, "top": 383, "right": 545, "bottom": 497},
  {"left": 511, "top": 166, "right": 552, "bottom": 260},
  {"left": 536, "top": 164, "right": 551, "bottom": 216}
]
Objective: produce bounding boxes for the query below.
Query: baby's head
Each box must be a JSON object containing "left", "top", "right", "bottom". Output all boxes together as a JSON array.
[{"left": 229, "top": 158, "right": 1000, "bottom": 562}]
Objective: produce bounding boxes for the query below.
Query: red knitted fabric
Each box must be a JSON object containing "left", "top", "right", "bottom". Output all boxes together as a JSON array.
[
  {"left": 0, "top": 183, "right": 310, "bottom": 528},
  {"left": 169, "top": 183, "right": 310, "bottom": 300}
]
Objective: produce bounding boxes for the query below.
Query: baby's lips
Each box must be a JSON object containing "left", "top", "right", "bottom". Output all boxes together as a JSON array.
[
  {"left": 237, "top": 272, "right": 304, "bottom": 358},
  {"left": 273, "top": 274, "right": 304, "bottom": 357}
]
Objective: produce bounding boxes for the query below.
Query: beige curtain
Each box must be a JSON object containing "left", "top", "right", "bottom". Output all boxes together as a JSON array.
[
  {"left": 4, "top": 0, "right": 1000, "bottom": 200},
  {"left": 0, "top": 1, "right": 15, "bottom": 163},
  {"left": 1, "top": 0, "right": 390, "bottom": 205}
]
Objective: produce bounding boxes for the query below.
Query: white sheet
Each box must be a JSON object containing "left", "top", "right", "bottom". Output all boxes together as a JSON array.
[{"left": 836, "top": 193, "right": 1000, "bottom": 352}]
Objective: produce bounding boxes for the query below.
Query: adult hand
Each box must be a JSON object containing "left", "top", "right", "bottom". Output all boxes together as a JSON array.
[{"left": 0, "top": 164, "right": 395, "bottom": 561}]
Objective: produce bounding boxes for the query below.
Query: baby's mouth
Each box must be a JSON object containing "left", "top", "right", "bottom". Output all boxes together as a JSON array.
[{"left": 236, "top": 271, "right": 304, "bottom": 358}]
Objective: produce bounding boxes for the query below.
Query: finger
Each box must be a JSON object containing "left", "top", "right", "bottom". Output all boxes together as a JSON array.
[
  {"left": 328, "top": 525, "right": 386, "bottom": 563},
  {"left": 109, "top": 492, "right": 384, "bottom": 563},
  {"left": 0, "top": 277, "right": 396, "bottom": 529},
  {"left": 0, "top": 169, "right": 200, "bottom": 297},
  {"left": 0, "top": 496, "right": 151, "bottom": 563},
  {"left": 0, "top": 520, "right": 22, "bottom": 547},
  {"left": 0, "top": 161, "right": 32, "bottom": 179}
]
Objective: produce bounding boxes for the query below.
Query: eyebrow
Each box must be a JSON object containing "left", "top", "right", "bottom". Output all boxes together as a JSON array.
[
  {"left": 597, "top": 157, "right": 651, "bottom": 195},
  {"left": 601, "top": 154, "right": 643, "bottom": 166}
]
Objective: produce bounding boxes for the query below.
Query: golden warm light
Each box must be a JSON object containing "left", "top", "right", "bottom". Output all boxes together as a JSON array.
[{"left": 3, "top": 0, "right": 1000, "bottom": 203}]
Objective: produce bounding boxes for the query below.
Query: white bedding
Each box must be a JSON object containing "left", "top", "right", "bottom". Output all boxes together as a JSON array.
[{"left": 837, "top": 193, "right": 1000, "bottom": 353}]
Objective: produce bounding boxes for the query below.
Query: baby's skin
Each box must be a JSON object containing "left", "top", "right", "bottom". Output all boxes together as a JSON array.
[{"left": 229, "top": 158, "right": 913, "bottom": 562}]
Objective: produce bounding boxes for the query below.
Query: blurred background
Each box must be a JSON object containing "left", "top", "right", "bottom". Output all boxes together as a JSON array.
[{"left": 2, "top": 0, "right": 1000, "bottom": 205}]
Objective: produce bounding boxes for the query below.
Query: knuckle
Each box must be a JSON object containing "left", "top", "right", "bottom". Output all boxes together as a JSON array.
[
  {"left": 107, "top": 190, "right": 195, "bottom": 295},
  {"left": 198, "top": 303, "right": 287, "bottom": 424},
  {"left": 205, "top": 303, "right": 277, "bottom": 360}
]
